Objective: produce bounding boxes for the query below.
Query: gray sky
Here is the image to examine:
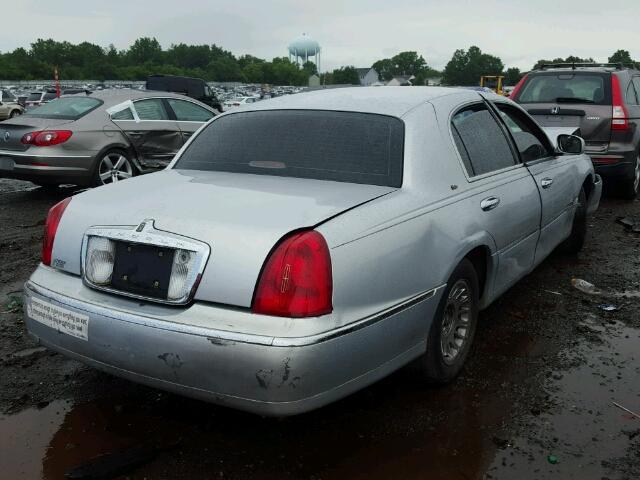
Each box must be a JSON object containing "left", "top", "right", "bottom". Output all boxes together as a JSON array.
[{"left": 6, "top": 0, "right": 640, "bottom": 72}]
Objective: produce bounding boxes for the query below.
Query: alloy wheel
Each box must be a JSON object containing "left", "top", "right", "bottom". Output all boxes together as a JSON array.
[
  {"left": 98, "top": 153, "right": 133, "bottom": 185},
  {"left": 440, "top": 279, "right": 472, "bottom": 365}
]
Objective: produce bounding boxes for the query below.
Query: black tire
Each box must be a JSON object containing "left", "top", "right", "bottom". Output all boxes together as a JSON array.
[
  {"left": 560, "top": 187, "right": 587, "bottom": 254},
  {"left": 92, "top": 148, "right": 135, "bottom": 187},
  {"left": 421, "top": 259, "right": 479, "bottom": 383},
  {"left": 618, "top": 154, "right": 640, "bottom": 200},
  {"left": 9, "top": 109, "right": 21, "bottom": 118}
]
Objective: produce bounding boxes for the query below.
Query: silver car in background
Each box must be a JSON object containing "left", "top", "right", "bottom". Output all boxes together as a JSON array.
[
  {"left": 23, "top": 87, "right": 601, "bottom": 416},
  {"left": 0, "top": 90, "right": 216, "bottom": 187}
]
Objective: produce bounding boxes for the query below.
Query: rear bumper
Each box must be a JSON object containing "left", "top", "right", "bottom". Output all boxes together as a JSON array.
[
  {"left": 589, "top": 149, "right": 637, "bottom": 179},
  {"left": 0, "top": 149, "right": 94, "bottom": 185},
  {"left": 23, "top": 267, "right": 442, "bottom": 416}
]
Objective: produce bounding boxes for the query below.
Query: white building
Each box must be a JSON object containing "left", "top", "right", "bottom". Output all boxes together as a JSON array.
[
  {"left": 386, "top": 75, "right": 415, "bottom": 86},
  {"left": 355, "top": 67, "right": 380, "bottom": 86}
]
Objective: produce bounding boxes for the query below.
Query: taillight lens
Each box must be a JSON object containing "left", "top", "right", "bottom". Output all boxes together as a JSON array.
[
  {"left": 42, "top": 197, "right": 71, "bottom": 266},
  {"left": 611, "top": 75, "right": 629, "bottom": 131},
  {"left": 21, "top": 130, "right": 73, "bottom": 147},
  {"left": 252, "top": 230, "right": 332, "bottom": 318},
  {"left": 509, "top": 74, "right": 528, "bottom": 99}
]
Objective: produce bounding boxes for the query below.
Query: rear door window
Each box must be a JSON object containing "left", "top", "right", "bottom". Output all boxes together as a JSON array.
[
  {"left": 516, "top": 73, "right": 610, "bottom": 105},
  {"left": 451, "top": 104, "right": 517, "bottom": 177},
  {"left": 166, "top": 99, "right": 214, "bottom": 122},
  {"left": 631, "top": 78, "right": 640, "bottom": 105},
  {"left": 493, "top": 103, "right": 553, "bottom": 162},
  {"left": 134, "top": 99, "right": 170, "bottom": 120},
  {"left": 174, "top": 109, "right": 404, "bottom": 187}
]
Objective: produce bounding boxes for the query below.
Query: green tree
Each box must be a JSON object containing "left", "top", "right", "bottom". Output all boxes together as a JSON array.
[
  {"left": 442, "top": 46, "right": 504, "bottom": 86},
  {"left": 331, "top": 66, "right": 360, "bottom": 85},
  {"left": 608, "top": 50, "right": 637, "bottom": 67},
  {"left": 127, "top": 37, "right": 163, "bottom": 65},
  {"left": 504, "top": 67, "right": 523, "bottom": 85}
]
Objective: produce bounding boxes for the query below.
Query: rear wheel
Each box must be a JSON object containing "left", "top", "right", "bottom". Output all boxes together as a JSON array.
[
  {"left": 9, "top": 109, "right": 21, "bottom": 118},
  {"left": 618, "top": 154, "right": 640, "bottom": 200},
  {"left": 93, "top": 149, "right": 135, "bottom": 186},
  {"left": 560, "top": 187, "right": 587, "bottom": 254},
  {"left": 421, "top": 259, "right": 479, "bottom": 383}
]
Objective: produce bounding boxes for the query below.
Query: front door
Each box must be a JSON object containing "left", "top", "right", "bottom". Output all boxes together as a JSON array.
[{"left": 491, "top": 101, "right": 581, "bottom": 264}]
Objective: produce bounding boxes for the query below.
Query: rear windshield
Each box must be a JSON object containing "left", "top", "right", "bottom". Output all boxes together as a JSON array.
[
  {"left": 27, "top": 93, "right": 42, "bottom": 102},
  {"left": 516, "top": 73, "right": 611, "bottom": 105},
  {"left": 174, "top": 110, "right": 405, "bottom": 187},
  {"left": 25, "top": 97, "right": 103, "bottom": 120}
]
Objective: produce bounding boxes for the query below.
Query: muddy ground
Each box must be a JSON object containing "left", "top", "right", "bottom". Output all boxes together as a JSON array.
[{"left": 0, "top": 177, "right": 639, "bottom": 480}]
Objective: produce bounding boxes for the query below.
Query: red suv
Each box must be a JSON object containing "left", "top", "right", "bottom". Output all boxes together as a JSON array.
[{"left": 511, "top": 63, "right": 640, "bottom": 199}]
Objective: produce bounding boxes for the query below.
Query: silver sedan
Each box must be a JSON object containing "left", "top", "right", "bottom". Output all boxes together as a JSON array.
[{"left": 23, "top": 87, "right": 601, "bottom": 416}]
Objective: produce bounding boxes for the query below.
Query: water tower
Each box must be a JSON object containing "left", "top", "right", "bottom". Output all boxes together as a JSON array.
[{"left": 288, "top": 33, "right": 321, "bottom": 72}]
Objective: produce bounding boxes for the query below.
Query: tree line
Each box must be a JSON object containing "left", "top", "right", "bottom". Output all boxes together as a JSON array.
[{"left": 0, "top": 38, "right": 637, "bottom": 87}]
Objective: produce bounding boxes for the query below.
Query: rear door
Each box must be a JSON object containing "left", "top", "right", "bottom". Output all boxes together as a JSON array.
[
  {"left": 514, "top": 72, "right": 612, "bottom": 151},
  {"left": 111, "top": 98, "right": 183, "bottom": 168},
  {"left": 626, "top": 75, "right": 640, "bottom": 128},
  {"left": 164, "top": 98, "right": 215, "bottom": 143},
  {"left": 492, "top": 101, "right": 581, "bottom": 264},
  {"left": 450, "top": 102, "right": 541, "bottom": 297}
]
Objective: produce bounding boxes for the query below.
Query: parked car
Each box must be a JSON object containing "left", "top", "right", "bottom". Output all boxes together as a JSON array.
[
  {"left": 0, "top": 90, "right": 216, "bottom": 187},
  {"left": 146, "top": 75, "right": 224, "bottom": 113},
  {"left": 24, "top": 90, "right": 58, "bottom": 109},
  {"left": 23, "top": 87, "right": 601, "bottom": 416},
  {"left": 511, "top": 63, "right": 640, "bottom": 198},
  {"left": 0, "top": 89, "right": 25, "bottom": 119},
  {"left": 223, "top": 96, "right": 260, "bottom": 109}
]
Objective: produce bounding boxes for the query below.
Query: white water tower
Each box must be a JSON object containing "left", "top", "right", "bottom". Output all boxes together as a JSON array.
[{"left": 288, "top": 33, "right": 321, "bottom": 71}]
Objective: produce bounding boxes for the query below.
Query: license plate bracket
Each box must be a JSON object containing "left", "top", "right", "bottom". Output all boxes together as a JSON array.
[{"left": 111, "top": 242, "right": 174, "bottom": 300}]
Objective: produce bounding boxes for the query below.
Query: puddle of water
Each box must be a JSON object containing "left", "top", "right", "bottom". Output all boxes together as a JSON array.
[
  {"left": 486, "top": 321, "right": 640, "bottom": 479},
  {"left": 0, "top": 400, "right": 71, "bottom": 479}
]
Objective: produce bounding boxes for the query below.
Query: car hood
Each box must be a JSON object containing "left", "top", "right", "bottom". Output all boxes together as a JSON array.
[{"left": 53, "top": 169, "right": 396, "bottom": 307}]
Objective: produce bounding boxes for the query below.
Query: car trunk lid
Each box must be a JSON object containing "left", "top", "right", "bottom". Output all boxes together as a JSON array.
[{"left": 53, "top": 169, "right": 397, "bottom": 307}]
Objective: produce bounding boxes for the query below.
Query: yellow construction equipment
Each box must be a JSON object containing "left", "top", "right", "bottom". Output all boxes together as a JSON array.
[{"left": 480, "top": 75, "right": 505, "bottom": 95}]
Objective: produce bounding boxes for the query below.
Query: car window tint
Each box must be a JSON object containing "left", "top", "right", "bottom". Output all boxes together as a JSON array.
[
  {"left": 24, "top": 97, "right": 103, "bottom": 120},
  {"left": 632, "top": 78, "right": 640, "bottom": 105},
  {"left": 27, "top": 93, "right": 42, "bottom": 102},
  {"left": 43, "top": 92, "right": 57, "bottom": 101},
  {"left": 134, "top": 99, "right": 169, "bottom": 120},
  {"left": 175, "top": 110, "right": 404, "bottom": 187},
  {"left": 111, "top": 107, "right": 135, "bottom": 120},
  {"left": 451, "top": 104, "right": 516, "bottom": 176},
  {"left": 517, "top": 74, "right": 609, "bottom": 105},
  {"left": 494, "top": 103, "right": 552, "bottom": 162},
  {"left": 167, "top": 99, "right": 214, "bottom": 122}
]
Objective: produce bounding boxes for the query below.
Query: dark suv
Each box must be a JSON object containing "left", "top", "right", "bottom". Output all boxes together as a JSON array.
[{"left": 511, "top": 63, "right": 640, "bottom": 199}]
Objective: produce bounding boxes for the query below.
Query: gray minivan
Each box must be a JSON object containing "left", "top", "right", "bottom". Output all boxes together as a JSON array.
[{"left": 512, "top": 63, "right": 640, "bottom": 198}]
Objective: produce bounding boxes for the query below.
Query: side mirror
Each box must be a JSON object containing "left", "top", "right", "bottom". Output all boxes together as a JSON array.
[{"left": 557, "top": 134, "right": 585, "bottom": 155}]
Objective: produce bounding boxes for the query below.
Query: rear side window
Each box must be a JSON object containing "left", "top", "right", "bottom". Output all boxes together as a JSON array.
[
  {"left": 134, "top": 99, "right": 170, "bottom": 120},
  {"left": 175, "top": 110, "right": 404, "bottom": 187},
  {"left": 451, "top": 104, "right": 516, "bottom": 177},
  {"left": 24, "top": 97, "right": 103, "bottom": 120},
  {"left": 516, "top": 73, "right": 610, "bottom": 105},
  {"left": 167, "top": 99, "right": 214, "bottom": 122},
  {"left": 111, "top": 107, "right": 134, "bottom": 120},
  {"left": 630, "top": 78, "right": 640, "bottom": 105}
]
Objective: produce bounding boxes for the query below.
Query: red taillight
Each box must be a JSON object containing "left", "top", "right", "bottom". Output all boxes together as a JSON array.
[
  {"left": 252, "top": 230, "right": 333, "bottom": 318},
  {"left": 21, "top": 130, "right": 73, "bottom": 147},
  {"left": 509, "top": 74, "right": 528, "bottom": 99},
  {"left": 42, "top": 197, "right": 71, "bottom": 266},
  {"left": 611, "top": 75, "right": 629, "bottom": 131}
]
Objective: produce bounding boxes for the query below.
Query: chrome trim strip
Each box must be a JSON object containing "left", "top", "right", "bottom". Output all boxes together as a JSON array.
[
  {"left": 25, "top": 281, "right": 444, "bottom": 347},
  {"left": 16, "top": 165, "right": 88, "bottom": 171},
  {"left": 0, "top": 149, "right": 92, "bottom": 158}
]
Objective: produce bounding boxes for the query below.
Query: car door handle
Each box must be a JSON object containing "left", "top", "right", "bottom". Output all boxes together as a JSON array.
[
  {"left": 480, "top": 197, "right": 500, "bottom": 211},
  {"left": 541, "top": 178, "right": 554, "bottom": 189}
]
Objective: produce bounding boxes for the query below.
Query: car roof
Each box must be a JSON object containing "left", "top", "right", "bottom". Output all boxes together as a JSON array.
[
  {"left": 84, "top": 89, "right": 199, "bottom": 107},
  {"left": 240, "top": 87, "right": 474, "bottom": 117}
]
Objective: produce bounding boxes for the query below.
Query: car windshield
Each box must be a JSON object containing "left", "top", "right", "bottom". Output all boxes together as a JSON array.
[
  {"left": 27, "top": 93, "right": 42, "bottom": 102},
  {"left": 24, "top": 97, "right": 103, "bottom": 120},
  {"left": 517, "top": 74, "right": 610, "bottom": 105},
  {"left": 174, "top": 109, "right": 405, "bottom": 187}
]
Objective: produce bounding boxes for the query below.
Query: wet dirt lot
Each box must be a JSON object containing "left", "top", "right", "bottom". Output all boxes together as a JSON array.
[{"left": 0, "top": 178, "right": 639, "bottom": 480}]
